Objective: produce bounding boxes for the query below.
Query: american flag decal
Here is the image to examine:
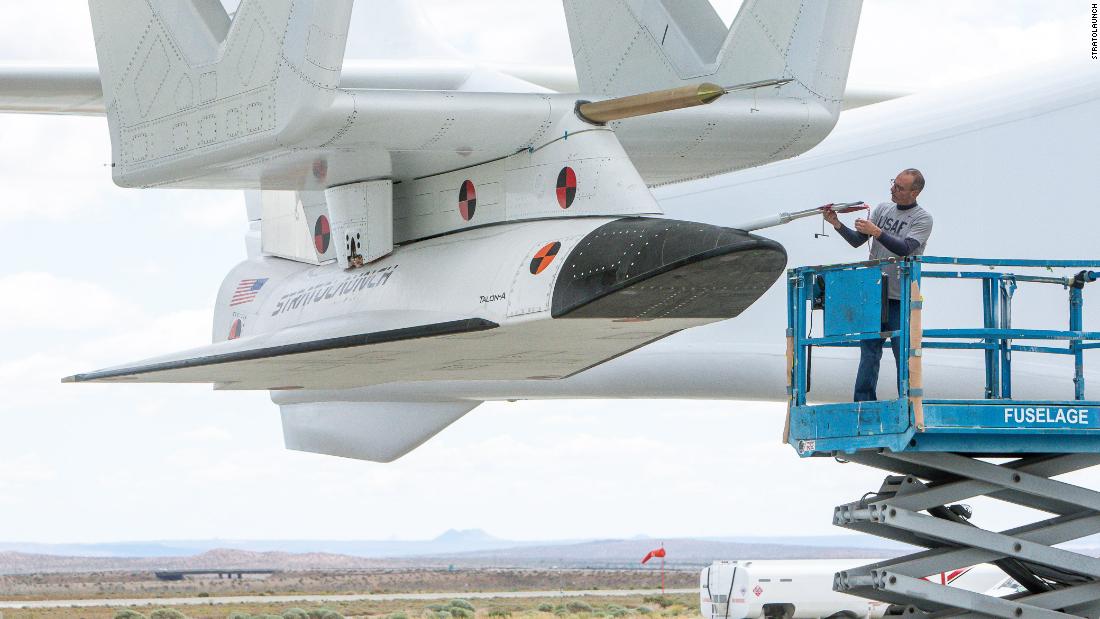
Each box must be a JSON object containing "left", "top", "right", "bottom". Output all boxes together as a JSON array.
[{"left": 230, "top": 278, "right": 268, "bottom": 306}]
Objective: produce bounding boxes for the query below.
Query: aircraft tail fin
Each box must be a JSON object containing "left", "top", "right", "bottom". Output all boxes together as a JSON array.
[
  {"left": 86, "top": 0, "right": 354, "bottom": 186},
  {"left": 563, "top": 0, "right": 862, "bottom": 106}
]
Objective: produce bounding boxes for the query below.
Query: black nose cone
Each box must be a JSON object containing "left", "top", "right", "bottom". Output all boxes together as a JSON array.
[{"left": 551, "top": 217, "right": 787, "bottom": 319}]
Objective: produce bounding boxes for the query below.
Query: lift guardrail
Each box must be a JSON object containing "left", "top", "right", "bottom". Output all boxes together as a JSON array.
[{"left": 785, "top": 256, "right": 1100, "bottom": 455}]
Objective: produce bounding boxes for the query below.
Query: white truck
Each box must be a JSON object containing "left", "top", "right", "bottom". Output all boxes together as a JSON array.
[{"left": 700, "top": 560, "right": 1006, "bottom": 619}]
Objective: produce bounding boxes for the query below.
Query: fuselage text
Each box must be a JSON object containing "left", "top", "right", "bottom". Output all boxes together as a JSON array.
[
  {"left": 1004, "top": 406, "right": 1090, "bottom": 426},
  {"left": 1093, "top": 4, "right": 1098, "bottom": 59},
  {"left": 270, "top": 265, "right": 398, "bottom": 317}
]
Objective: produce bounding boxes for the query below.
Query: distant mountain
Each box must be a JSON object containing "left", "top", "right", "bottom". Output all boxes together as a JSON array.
[
  {"left": 424, "top": 538, "right": 901, "bottom": 569},
  {"left": 0, "top": 549, "right": 392, "bottom": 574},
  {"left": 0, "top": 530, "right": 552, "bottom": 560},
  {"left": 0, "top": 541, "right": 202, "bottom": 558},
  {"left": 0, "top": 531, "right": 915, "bottom": 567},
  {"left": 0, "top": 537, "right": 911, "bottom": 574},
  {"left": 433, "top": 529, "right": 498, "bottom": 543},
  {"left": 2, "top": 531, "right": 1094, "bottom": 574}
]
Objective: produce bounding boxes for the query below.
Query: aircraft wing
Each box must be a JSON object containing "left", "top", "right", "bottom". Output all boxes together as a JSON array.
[
  {"left": 1, "top": 0, "right": 869, "bottom": 188},
  {"left": 64, "top": 310, "right": 498, "bottom": 390},
  {"left": 0, "top": 61, "right": 579, "bottom": 117},
  {"left": 64, "top": 305, "right": 498, "bottom": 462},
  {"left": 0, "top": 65, "right": 104, "bottom": 115},
  {"left": 0, "top": 63, "right": 904, "bottom": 118}
]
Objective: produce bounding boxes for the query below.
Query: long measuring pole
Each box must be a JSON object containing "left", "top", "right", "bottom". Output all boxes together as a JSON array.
[{"left": 734, "top": 202, "right": 868, "bottom": 232}]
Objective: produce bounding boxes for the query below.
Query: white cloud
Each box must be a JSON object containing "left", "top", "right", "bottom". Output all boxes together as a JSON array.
[
  {"left": 0, "top": 3, "right": 96, "bottom": 62},
  {"left": 181, "top": 425, "right": 234, "bottom": 442},
  {"left": 0, "top": 114, "right": 245, "bottom": 226},
  {"left": 0, "top": 455, "right": 58, "bottom": 508},
  {"left": 0, "top": 117, "right": 117, "bottom": 223},
  {"left": 0, "top": 454, "right": 57, "bottom": 485},
  {"left": 850, "top": 0, "right": 1081, "bottom": 90},
  {"left": 0, "top": 272, "right": 140, "bottom": 331},
  {"left": 0, "top": 304, "right": 211, "bottom": 409},
  {"left": 0, "top": 352, "right": 78, "bottom": 408},
  {"left": 67, "top": 400, "right": 874, "bottom": 541},
  {"left": 177, "top": 193, "right": 248, "bottom": 230},
  {"left": 80, "top": 308, "right": 212, "bottom": 360}
]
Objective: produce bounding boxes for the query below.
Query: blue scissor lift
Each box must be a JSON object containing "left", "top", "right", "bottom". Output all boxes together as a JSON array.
[{"left": 785, "top": 257, "right": 1100, "bottom": 619}]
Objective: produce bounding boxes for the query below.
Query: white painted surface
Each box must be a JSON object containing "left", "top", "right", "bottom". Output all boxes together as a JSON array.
[
  {"left": 260, "top": 191, "right": 331, "bottom": 265},
  {"left": 326, "top": 180, "right": 394, "bottom": 266},
  {"left": 75, "top": 0, "right": 851, "bottom": 189},
  {"left": 700, "top": 560, "right": 1004, "bottom": 619},
  {"left": 267, "top": 58, "right": 1100, "bottom": 407}
]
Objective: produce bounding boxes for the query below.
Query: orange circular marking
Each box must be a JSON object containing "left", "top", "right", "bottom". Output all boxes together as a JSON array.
[{"left": 530, "top": 241, "right": 562, "bottom": 275}]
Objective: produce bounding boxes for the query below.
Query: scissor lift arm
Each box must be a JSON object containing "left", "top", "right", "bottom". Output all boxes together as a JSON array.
[{"left": 785, "top": 257, "right": 1100, "bottom": 619}]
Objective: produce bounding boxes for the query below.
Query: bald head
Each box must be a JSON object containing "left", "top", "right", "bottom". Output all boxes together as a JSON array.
[
  {"left": 891, "top": 168, "right": 924, "bottom": 205},
  {"left": 901, "top": 168, "right": 925, "bottom": 193}
]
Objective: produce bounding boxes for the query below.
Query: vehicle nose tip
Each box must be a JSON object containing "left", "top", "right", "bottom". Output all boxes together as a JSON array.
[{"left": 551, "top": 217, "right": 787, "bottom": 319}]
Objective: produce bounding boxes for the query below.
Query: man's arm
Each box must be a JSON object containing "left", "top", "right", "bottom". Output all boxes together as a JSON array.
[
  {"left": 823, "top": 207, "right": 869, "bottom": 248},
  {"left": 875, "top": 230, "right": 920, "bottom": 255},
  {"left": 837, "top": 223, "right": 870, "bottom": 248}
]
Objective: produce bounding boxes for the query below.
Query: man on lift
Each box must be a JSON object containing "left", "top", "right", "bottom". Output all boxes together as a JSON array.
[{"left": 822, "top": 168, "right": 934, "bottom": 402}]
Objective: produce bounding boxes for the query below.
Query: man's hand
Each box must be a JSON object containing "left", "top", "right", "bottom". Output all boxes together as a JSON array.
[
  {"left": 821, "top": 205, "right": 841, "bottom": 230},
  {"left": 854, "top": 218, "right": 882, "bottom": 238}
]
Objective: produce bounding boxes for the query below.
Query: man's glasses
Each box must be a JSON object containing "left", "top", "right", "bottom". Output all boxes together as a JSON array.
[{"left": 890, "top": 180, "right": 911, "bottom": 191}]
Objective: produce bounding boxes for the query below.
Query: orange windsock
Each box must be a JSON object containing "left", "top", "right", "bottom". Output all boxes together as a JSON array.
[{"left": 641, "top": 547, "right": 667, "bottom": 564}]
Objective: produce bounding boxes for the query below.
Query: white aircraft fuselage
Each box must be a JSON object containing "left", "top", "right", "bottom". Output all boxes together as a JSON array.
[
  {"left": 270, "top": 59, "right": 1100, "bottom": 409},
  {"left": 187, "top": 216, "right": 782, "bottom": 391},
  {"left": 7, "top": 0, "right": 1096, "bottom": 461}
]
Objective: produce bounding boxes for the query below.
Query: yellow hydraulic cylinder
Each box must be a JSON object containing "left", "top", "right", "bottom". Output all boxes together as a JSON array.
[
  {"left": 576, "top": 83, "right": 725, "bottom": 124},
  {"left": 575, "top": 78, "right": 792, "bottom": 124}
]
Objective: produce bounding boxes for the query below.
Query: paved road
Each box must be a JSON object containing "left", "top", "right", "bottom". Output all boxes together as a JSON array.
[{"left": 0, "top": 588, "right": 695, "bottom": 609}]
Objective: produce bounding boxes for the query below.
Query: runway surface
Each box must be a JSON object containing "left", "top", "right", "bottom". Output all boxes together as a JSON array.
[{"left": 0, "top": 587, "right": 696, "bottom": 609}]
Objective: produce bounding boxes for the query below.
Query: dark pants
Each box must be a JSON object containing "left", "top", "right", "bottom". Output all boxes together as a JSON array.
[{"left": 854, "top": 299, "right": 902, "bottom": 402}]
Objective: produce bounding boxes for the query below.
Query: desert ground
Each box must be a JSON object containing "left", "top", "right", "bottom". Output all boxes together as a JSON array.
[
  {"left": 0, "top": 569, "right": 698, "bottom": 619},
  {"left": 0, "top": 569, "right": 695, "bottom": 601}
]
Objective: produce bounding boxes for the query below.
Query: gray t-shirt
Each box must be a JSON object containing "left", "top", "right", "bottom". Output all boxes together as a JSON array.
[{"left": 867, "top": 202, "right": 933, "bottom": 299}]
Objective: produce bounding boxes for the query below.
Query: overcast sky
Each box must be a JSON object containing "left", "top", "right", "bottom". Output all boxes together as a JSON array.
[{"left": 0, "top": 1, "right": 1094, "bottom": 545}]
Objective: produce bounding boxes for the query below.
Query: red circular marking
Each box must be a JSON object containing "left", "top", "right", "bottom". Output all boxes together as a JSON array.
[
  {"left": 530, "top": 241, "right": 562, "bottom": 275},
  {"left": 458, "top": 180, "right": 477, "bottom": 221},
  {"left": 228, "top": 318, "right": 243, "bottom": 340},
  {"left": 556, "top": 166, "right": 577, "bottom": 209},
  {"left": 313, "top": 215, "right": 331, "bottom": 254}
]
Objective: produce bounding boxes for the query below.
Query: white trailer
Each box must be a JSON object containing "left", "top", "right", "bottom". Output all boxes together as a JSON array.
[{"left": 700, "top": 560, "right": 1006, "bottom": 619}]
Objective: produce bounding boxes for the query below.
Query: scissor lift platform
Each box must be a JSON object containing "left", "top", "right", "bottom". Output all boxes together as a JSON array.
[
  {"left": 784, "top": 257, "right": 1100, "bottom": 619},
  {"left": 790, "top": 397, "right": 1100, "bottom": 455}
]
